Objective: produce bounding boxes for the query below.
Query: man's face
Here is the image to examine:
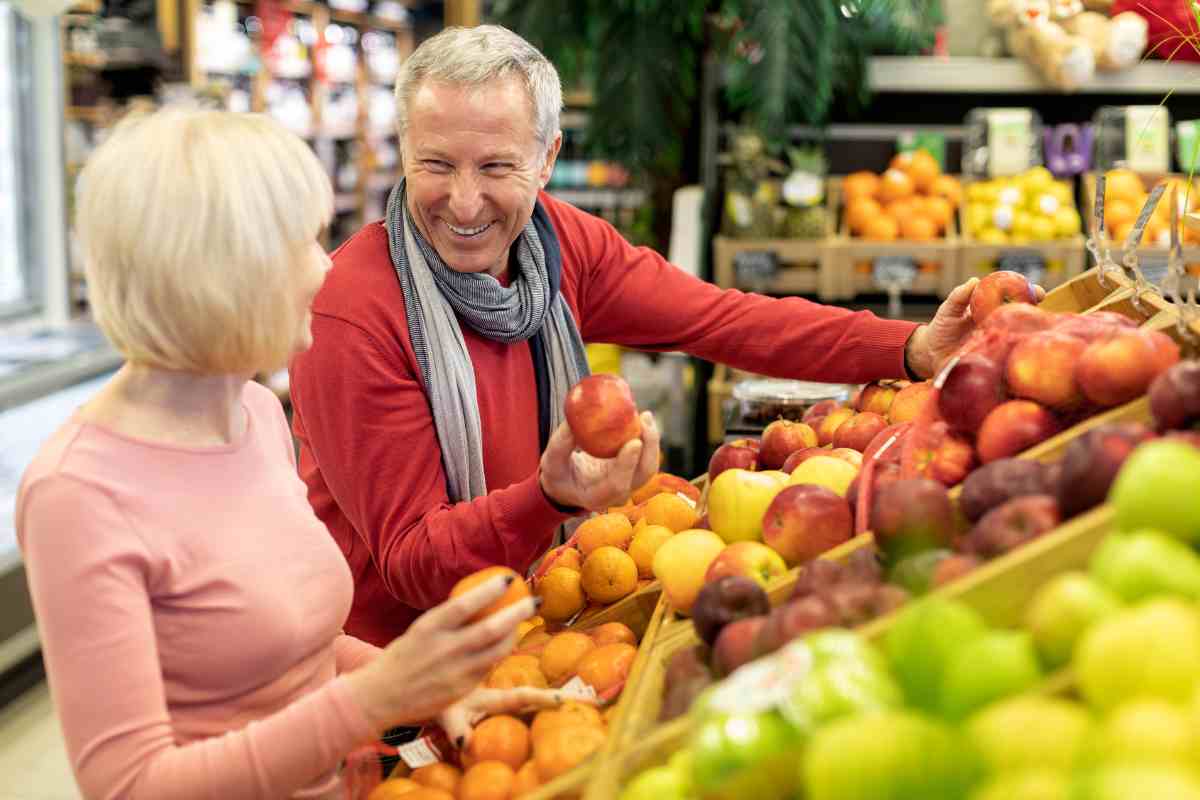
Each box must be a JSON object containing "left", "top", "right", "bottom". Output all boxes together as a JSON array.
[{"left": 402, "top": 75, "right": 561, "bottom": 279}]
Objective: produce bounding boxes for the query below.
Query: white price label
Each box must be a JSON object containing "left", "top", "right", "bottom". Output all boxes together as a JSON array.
[
  {"left": 561, "top": 676, "right": 599, "bottom": 701},
  {"left": 397, "top": 737, "right": 442, "bottom": 769}
]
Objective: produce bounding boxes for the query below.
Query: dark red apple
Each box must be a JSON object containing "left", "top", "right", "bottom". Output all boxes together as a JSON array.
[
  {"left": 870, "top": 478, "right": 958, "bottom": 563},
  {"left": 1006, "top": 331, "right": 1089, "bottom": 412},
  {"left": 712, "top": 616, "right": 769, "bottom": 677},
  {"left": 708, "top": 442, "right": 760, "bottom": 483},
  {"left": 660, "top": 645, "right": 714, "bottom": 721},
  {"left": 959, "top": 458, "right": 1055, "bottom": 522},
  {"left": 976, "top": 400, "right": 1062, "bottom": 463},
  {"left": 1150, "top": 361, "right": 1200, "bottom": 431},
  {"left": 753, "top": 595, "right": 836, "bottom": 659},
  {"left": 758, "top": 420, "right": 819, "bottom": 469},
  {"left": 833, "top": 411, "right": 890, "bottom": 453},
  {"left": 1076, "top": 330, "right": 1181, "bottom": 409},
  {"left": 762, "top": 484, "right": 853, "bottom": 565},
  {"left": 938, "top": 352, "right": 1006, "bottom": 434},
  {"left": 963, "top": 495, "right": 1061, "bottom": 559},
  {"left": 691, "top": 575, "right": 771, "bottom": 647},
  {"left": 970, "top": 270, "right": 1039, "bottom": 324},
  {"left": 564, "top": 374, "right": 641, "bottom": 458},
  {"left": 1056, "top": 422, "right": 1156, "bottom": 518}
]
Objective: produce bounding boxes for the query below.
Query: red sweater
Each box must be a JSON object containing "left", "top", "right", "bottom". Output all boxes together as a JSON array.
[{"left": 290, "top": 193, "right": 918, "bottom": 645}]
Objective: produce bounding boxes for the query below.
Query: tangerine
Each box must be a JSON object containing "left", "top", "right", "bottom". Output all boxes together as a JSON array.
[
  {"left": 409, "top": 762, "right": 461, "bottom": 795},
  {"left": 923, "top": 195, "right": 954, "bottom": 231},
  {"left": 532, "top": 725, "right": 607, "bottom": 783},
  {"left": 861, "top": 215, "right": 899, "bottom": 241},
  {"left": 589, "top": 622, "right": 638, "bottom": 648},
  {"left": 539, "top": 632, "right": 597, "bottom": 686},
  {"left": 877, "top": 168, "right": 915, "bottom": 203},
  {"left": 1105, "top": 197, "right": 1138, "bottom": 231},
  {"left": 516, "top": 616, "right": 544, "bottom": 641},
  {"left": 465, "top": 715, "right": 530, "bottom": 771},
  {"left": 627, "top": 524, "right": 673, "bottom": 578},
  {"left": 846, "top": 196, "right": 883, "bottom": 235},
  {"left": 512, "top": 760, "right": 541, "bottom": 797},
  {"left": 1105, "top": 169, "right": 1145, "bottom": 203},
  {"left": 459, "top": 761, "right": 515, "bottom": 800},
  {"left": 517, "top": 625, "right": 553, "bottom": 653},
  {"left": 540, "top": 545, "right": 582, "bottom": 573},
  {"left": 900, "top": 215, "right": 938, "bottom": 241},
  {"left": 485, "top": 655, "right": 548, "bottom": 690},
  {"left": 576, "top": 513, "right": 634, "bottom": 556},
  {"left": 366, "top": 777, "right": 422, "bottom": 799},
  {"left": 449, "top": 567, "right": 529, "bottom": 623},
  {"left": 580, "top": 547, "right": 639, "bottom": 604},
  {"left": 841, "top": 171, "right": 881, "bottom": 204},
  {"left": 535, "top": 567, "right": 585, "bottom": 623},
  {"left": 892, "top": 148, "right": 940, "bottom": 192},
  {"left": 640, "top": 493, "right": 699, "bottom": 533},
  {"left": 574, "top": 642, "right": 638, "bottom": 693},
  {"left": 930, "top": 174, "right": 963, "bottom": 207}
]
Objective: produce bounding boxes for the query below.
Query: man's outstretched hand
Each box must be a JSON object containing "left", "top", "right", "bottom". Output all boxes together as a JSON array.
[{"left": 539, "top": 412, "right": 659, "bottom": 512}]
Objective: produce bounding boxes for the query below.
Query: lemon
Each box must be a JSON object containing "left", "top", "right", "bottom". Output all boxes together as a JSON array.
[
  {"left": 1053, "top": 207, "right": 1082, "bottom": 237},
  {"left": 1023, "top": 166, "right": 1055, "bottom": 195},
  {"left": 1013, "top": 210, "right": 1035, "bottom": 238},
  {"left": 978, "top": 227, "right": 1008, "bottom": 245},
  {"left": 1029, "top": 216, "right": 1057, "bottom": 242},
  {"left": 993, "top": 205, "right": 1015, "bottom": 232},
  {"left": 966, "top": 203, "right": 992, "bottom": 235}
]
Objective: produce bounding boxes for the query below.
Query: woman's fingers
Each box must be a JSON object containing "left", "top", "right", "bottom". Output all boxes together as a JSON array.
[{"left": 421, "top": 573, "right": 514, "bottom": 632}]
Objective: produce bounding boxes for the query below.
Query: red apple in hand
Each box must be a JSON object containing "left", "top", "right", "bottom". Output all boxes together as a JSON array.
[
  {"left": 970, "top": 270, "right": 1039, "bottom": 324},
  {"left": 762, "top": 484, "right": 853, "bottom": 565},
  {"left": 564, "top": 374, "right": 641, "bottom": 458},
  {"left": 1006, "top": 331, "right": 1089, "bottom": 412},
  {"left": 758, "top": 420, "right": 819, "bottom": 469},
  {"left": 1077, "top": 330, "right": 1181, "bottom": 408},
  {"left": 817, "top": 407, "right": 856, "bottom": 446},
  {"left": 938, "top": 353, "right": 1006, "bottom": 435},
  {"left": 976, "top": 400, "right": 1062, "bottom": 463},
  {"left": 708, "top": 442, "right": 760, "bottom": 482},
  {"left": 980, "top": 302, "right": 1055, "bottom": 334},
  {"left": 833, "top": 412, "right": 889, "bottom": 453},
  {"left": 888, "top": 382, "right": 933, "bottom": 424}
]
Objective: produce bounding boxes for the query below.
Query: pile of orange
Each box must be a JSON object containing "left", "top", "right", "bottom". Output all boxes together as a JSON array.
[
  {"left": 1101, "top": 168, "right": 1200, "bottom": 247},
  {"left": 842, "top": 149, "right": 962, "bottom": 242}
]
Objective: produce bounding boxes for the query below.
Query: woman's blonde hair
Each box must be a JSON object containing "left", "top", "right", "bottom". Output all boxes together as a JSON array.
[{"left": 75, "top": 109, "right": 333, "bottom": 374}]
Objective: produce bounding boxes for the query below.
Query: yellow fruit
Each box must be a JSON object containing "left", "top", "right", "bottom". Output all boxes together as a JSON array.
[
  {"left": 1022, "top": 165, "right": 1054, "bottom": 194},
  {"left": 628, "top": 524, "right": 674, "bottom": 578},
  {"left": 965, "top": 203, "right": 991, "bottom": 236},
  {"left": 536, "top": 567, "right": 586, "bottom": 623},
  {"left": 581, "top": 546, "right": 639, "bottom": 604},
  {"left": 1029, "top": 216, "right": 1057, "bottom": 242},
  {"left": 787, "top": 455, "right": 858, "bottom": 497},
  {"left": 652, "top": 529, "right": 727, "bottom": 615},
  {"left": 977, "top": 227, "right": 1008, "bottom": 244}
]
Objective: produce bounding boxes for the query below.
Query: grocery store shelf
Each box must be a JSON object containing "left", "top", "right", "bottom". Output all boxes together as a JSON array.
[
  {"left": 869, "top": 56, "right": 1200, "bottom": 95},
  {"left": 550, "top": 188, "right": 646, "bottom": 209}
]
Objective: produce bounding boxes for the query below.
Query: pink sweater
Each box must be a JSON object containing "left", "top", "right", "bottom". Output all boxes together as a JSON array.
[{"left": 17, "top": 381, "right": 381, "bottom": 800}]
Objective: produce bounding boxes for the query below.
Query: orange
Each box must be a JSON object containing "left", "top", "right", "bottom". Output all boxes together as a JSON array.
[
  {"left": 397, "top": 790, "right": 454, "bottom": 800},
  {"left": 923, "top": 195, "right": 954, "bottom": 231},
  {"left": 580, "top": 547, "right": 639, "bottom": 604},
  {"left": 877, "top": 168, "right": 915, "bottom": 203},
  {"left": 517, "top": 625, "right": 553, "bottom": 653},
  {"left": 841, "top": 171, "right": 880, "bottom": 204},
  {"left": 535, "top": 567, "right": 585, "bottom": 623},
  {"left": 366, "top": 778, "right": 422, "bottom": 799},
  {"left": 891, "top": 148, "right": 940, "bottom": 192},
  {"left": 1105, "top": 168, "right": 1145, "bottom": 203},
  {"left": 589, "top": 622, "right": 638, "bottom": 648},
  {"left": 900, "top": 215, "right": 938, "bottom": 241},
  {"left": 516, "top": 616, "right": 544, "bottom": 640},
  {"left": 884, "top": 197, "right": 917, "bottom": 222},
  {"left": 930, "top": 174, "right": 963, "bottom": 207},
  {"left": 485, "top": 654, "right": 548, "bottom": 690},
  {"left": 459, "top": 761, "right": 515, "bottom": 800},
  {"left": 410, "top": 763, "right": 461, "bottom": 795},
  {"left": 465, "top": 715, "right": 530, "bottom": 771},
  {"left": 861, "top": 215, "right": 899, "bottom": 241},
  {"left": 512, "top": 760, "right": 541, "bottom": 797},
  {"left": 574, "top": 642, "right": 638, "bottom": 693},
  {"left": 640, "top": 493, "right": 699, "bottom": 533},
  {"left": 533, "top": 724, "right": 608, "bottom": 782},
  {"left": 540, "top": 545, "right": 582, "bottom": 574},
  {"left": 539, "top": 632, "right": 597, "bottom": 686},
  {"left": 449, "top": 567, "right": 529, "bottom": 623},
  {"left": 1105, "top": 197, "right": 1138, "bottom": 231},
  {"left": 846, "top": 196, "right": 883, "bottom": 235},
  {"left": 576, "top": 513, "right": 634, "bottom": 556},
  {"left": 627, "top": 524, "right": 674, "bottom": 578}
]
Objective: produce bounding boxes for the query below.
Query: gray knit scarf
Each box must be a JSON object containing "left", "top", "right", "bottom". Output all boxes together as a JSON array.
[{"left": 385, "top": 180, "right": 590, "bottom": 503}]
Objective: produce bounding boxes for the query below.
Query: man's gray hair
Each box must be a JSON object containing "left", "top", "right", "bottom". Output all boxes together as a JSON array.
[{"left": 394, "top": 25, "right": 562, "bottom": 152}]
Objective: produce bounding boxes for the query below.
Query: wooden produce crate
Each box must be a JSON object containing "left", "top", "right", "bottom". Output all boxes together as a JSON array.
[
  {"left": 830, "top": 175, "right": 962, "bottom": 300},
  {"left": 1039, "top": 266, "right": 1133, "bottom": 314},
  {"left": 588, "top": 507, "right": 1117, "bottom": 799},
  {"left": 957, "top": 176, "right": 1086, "bottom": 292},
  {"left": 711, "top": 180, "right": 839, "bottom": 301}
]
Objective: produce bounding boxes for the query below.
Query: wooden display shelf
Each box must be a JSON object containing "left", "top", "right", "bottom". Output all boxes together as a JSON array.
[{"left": 868, "top": 56, "right": 1200, "bottom": 95}]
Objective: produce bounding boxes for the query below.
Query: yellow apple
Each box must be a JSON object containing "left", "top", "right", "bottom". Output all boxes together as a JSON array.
[
  {"left": 652, "top": 529, "right": 727, "bottom": 615},
  {"left": 707, "top": 468, "right": 786, "bottom": 543},
  {"left": 787, "top": 455, "right": 859, "bottom": 497},
  {"left": 760, "top": 470, "right": 791, "bottom": 485}
]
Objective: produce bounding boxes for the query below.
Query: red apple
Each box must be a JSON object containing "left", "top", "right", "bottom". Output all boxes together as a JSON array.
[
  {"left": 1053, "top": 313, "right": 1128, "bottom": 343},
  {"left": 976, "top": 400, "right": 1062, "bottom": 463},
  {"left": 858, "top": 383, "right": 899, "bottom": 416},
  {"left": 1150, "top": 361, "right": 1200, "bottom": 431},
  {"left": 692, "top": 575, "right": 771, "bottom": 647},
  {"left": 963, "top": 495, "right": 1061, "bottom": 559},
  {"left": 1006, "top": 331, "right": 1089, "bottom": 411},
  {"left": 803, "top": 399, "right": 842, "bottom": 429},
  {"left": 932, "top": 554, "right": 981, "bottom": 588},
  {"left": 1076, "top": 330, "right": 1181, "bottom": 409},
  {"left": 564, "top": 374, "right": 641, "bottom": 458},
  {"left": 864, "top": 423, "right": 912, "bottom": 468},
  {"left": 705, "top": 541, "right": 788, "bottom": 588},
  {"left": 980, "top": 302, "right": 1056, "bottom": 334},
  {"left": 708, "top": 442, "right": 760, "bottom": 483},
  {"left": 816, "top": 407, "right": 856, "bottom": 447},
  {"left": 938, "top": 352, "right": 1006, "bottom": 435},
  {"left": 908, "top": 421, "right": 978, "bottom": 487},
  {"left": 870, "top": 478, "right": 958, "bottom": 563},
  {"left": 833, "top": 412, "right": 890, "bottom": 453},
  {"left": 1056, "top": 423, "right": 1155, "bottom": 518},
  {"left": 1165, "top": 431, "right": 1200, "bottom": 450},
  {"left": 970, "top": 270, "right": 1039, "bottom": 324},
  {"left": 781, "top": 447, "right": 828, "bottom": 474},
  {"left": 753, "top": 595, "right": 837, "bottom": 659},
  {"left": 758, "top": 420, "right": 819, "bottom": 470},
  {"left": 829, "top": 448, "right": 864, "bottom": 468},
  {"left": 888, "top": 382, "right": 934, "bottom": 424},
  {"left": 712, "top": 616, "right": 769, "bottom": 677},
  {"left": 762, "top": 484, "right": 854, "bottom": 565},
  {"left": 728, "top": 437, "right": 761, "bottom": 452}
]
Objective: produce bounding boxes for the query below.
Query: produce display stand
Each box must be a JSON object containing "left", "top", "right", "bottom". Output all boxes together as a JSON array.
[
  {"left": 1038, "top": 265, "right": 1133, "bottom": 313},
  {"left": 829, "top": 176, "right": 962, "bottom": 300},
  {"left": 711, "top": 181, "right": 840, "bottom": 301},
  {"left": 957, "top": 178, "right": 1086, "bottom": 292},
  {"left": 586, "top": 506, "right": 1117, "bottom": 799},
  {"left": 1080, "top": 172, "right": 1200, "bottom": 271}
]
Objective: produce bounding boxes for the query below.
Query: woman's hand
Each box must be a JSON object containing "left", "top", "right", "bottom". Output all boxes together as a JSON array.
[
  {"left": 438, "top": 686, "right": 598, "bottom": 749},
  {"left": 539, "top": 412, "right": 660, "bottom": 511},
  {"left": 343, "top": 573, "right": 536, "bottom": 732}
]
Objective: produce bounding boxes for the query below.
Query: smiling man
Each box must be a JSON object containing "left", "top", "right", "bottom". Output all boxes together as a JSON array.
[{"left": 289, "top": 25, "right": 982, "bottom": 647}]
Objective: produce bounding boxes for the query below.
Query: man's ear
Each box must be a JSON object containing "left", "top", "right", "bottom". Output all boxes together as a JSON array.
[{"left": 540, "top": 131, "right": 563, "bottom": 189}]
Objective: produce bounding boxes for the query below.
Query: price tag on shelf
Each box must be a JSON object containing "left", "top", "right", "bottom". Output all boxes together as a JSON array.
[
  {"left": 997, "top": 251, "right": 1046, "bottom": 288},
  {"left": 561, "top": 676, "right": 599, "bottom": 702},
  {"left": 396, "top": 736, "right": 442, "bottom": 769},
  {"left": 734, "top": 250, "right": 780, "bottom": 288},
  {"left": 872, "top": 256, "right": 918, "bottom": 290},
  {"left": 1126, "top": 106, "right": 1171, "bottom": 175}
]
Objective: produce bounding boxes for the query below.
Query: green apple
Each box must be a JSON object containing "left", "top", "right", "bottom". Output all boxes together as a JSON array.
[
  {"left": 1024, "top": 571, "right": 1123, "bottom": 668},
  {"left": 690, "top": 710, "right": 803, "bottom": 800},
  {"left": 1088, "top": 530, "right": 1200, "bottom": 603},
  {"left": 779, "top": 653, "right": 902, "bottom": 735},
  {"left": 803, "top": 710, "right": 979, "bottom": 800},
  {"left": 884, "top": 598, "right": 988, "bottom": 711},
  {"left": 888, "top": 549, "right": 954, "bottom": 596},
  {"left": 804, "top": 629, "right": 889, "bottom": 670},
  {"left": 1111, "top": 441, "right": 1200, "bottom": 543},
  {"left": 707, "top": 468, "right": 785, "bottom": 543},
  {"left": 1072, "top": 765, "right": 1200, "bottom": 800},
  {"left": 1089, "top": 700, "right": 1198, "bottom": 767},
  {"left": 1076, "top": 599, "right": 1200, "bottom": 712},
  {"left": 939, "top": 631, "right": 1042, "bottom": 721},
  {"left": 965, "top": 696, "right": 1093, "bottom": 773},
  {"left": 619, "top": 764, "right": 689, "bottom": 800},
  {"left": 967, "top": 769, "right": 1071, "bottom": 800}
]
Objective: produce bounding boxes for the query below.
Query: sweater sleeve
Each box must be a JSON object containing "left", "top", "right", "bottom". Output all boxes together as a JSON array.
[
  {"left": 565, "top": 206, "right": 919, "bottom": 384},
  {"left": 291, "top": 312, "right": 568, "bottom": 611},
  {"left": 334, "top": 635, "right": 381, "bottom": 674},
  {"left": 19, "top": 476, "right": 377, "bottom": 800}
]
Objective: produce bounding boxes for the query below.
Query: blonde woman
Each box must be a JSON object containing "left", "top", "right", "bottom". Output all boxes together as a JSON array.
[{"left": 16, "top": 109, "right": 565, "bottom": 800}]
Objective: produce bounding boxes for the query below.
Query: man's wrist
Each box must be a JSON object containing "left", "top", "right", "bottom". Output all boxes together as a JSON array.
[
  {"left": 538, "top": 470, "right": 583, "bottom": 515},
  {"left": 904, "top": 325, "right": 931, "bottom": 380}
]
